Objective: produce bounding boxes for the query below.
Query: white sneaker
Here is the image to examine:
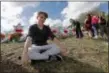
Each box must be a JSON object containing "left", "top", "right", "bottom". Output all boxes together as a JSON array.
[{"left": 94, "top": 36, "right": 98, "bottom": 39}]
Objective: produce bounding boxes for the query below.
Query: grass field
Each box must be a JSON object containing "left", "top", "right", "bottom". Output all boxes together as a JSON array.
[{"left": 1, "top": 37, "right": 108, "bottom": 73}]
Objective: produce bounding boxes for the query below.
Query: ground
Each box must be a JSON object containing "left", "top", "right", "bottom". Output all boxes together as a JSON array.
[{"left": 1, "top": 37, "right": 108, "bottom": 73}]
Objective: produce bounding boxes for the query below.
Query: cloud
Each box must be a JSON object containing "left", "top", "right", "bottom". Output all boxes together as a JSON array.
[
  {"left": 61, "top": 2, "right": 101, "bottom": 26},
  {"left": 1, "top": 18, "right": 20, "bottom": 32},
  {"left": 29, "top": 12, "right": 38, "bottom": 25},
  {"left": 1, "top": 2, "right": 23, "bottom": 20},
  {"left": 62, "top": 18, "right": 71, "bottom": 27},
  {"left": 1, "top": 2, "right": 40, "bottom": 32},
  {"left": 10, "top": 2, "right": 40, "bottom": 7},
  {"left": 45, "top": 18, "right": 62, "bottom": 27},
  {"left": 61, "top": 2, "right": 101, "bottom": 19}
]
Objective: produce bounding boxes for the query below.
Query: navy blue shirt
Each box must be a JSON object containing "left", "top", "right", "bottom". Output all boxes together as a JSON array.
[{"left": 27, "top": 24, "right": 55, "bottom": 46}]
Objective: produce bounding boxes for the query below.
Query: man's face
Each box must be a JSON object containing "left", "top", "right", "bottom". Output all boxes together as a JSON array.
[{"left": 37, "top": 14, "right": 46, "bottom": 24}]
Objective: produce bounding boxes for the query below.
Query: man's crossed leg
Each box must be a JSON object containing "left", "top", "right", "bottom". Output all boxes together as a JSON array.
[{"left": 28, "top": 44, "right": 62, "bottom": 62}]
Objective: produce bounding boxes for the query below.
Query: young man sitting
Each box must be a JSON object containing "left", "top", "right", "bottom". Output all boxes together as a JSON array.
[{"left": 21, "top": 11, "right": 68, "bottom": 65}]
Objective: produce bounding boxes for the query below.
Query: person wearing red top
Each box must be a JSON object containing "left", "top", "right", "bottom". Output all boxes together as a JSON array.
[
  {"left": 91, "top": 15, "right": 99, "bottom": 39},
  {"left": 84, "top": 14, "right": 92, "bottom": 38}
]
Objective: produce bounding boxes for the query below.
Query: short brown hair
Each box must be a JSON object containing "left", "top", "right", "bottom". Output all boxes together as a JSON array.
[
  {"left": 37, "top": 11, "right": 48, "bottom": 18},
  {"left": 87, "top": 13, "right": 91, "bottom": 16}
]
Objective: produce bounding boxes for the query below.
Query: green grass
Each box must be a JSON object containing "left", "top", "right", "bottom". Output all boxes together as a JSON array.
[{"left": 1, "top": 37, "right": 108, "bottom": 73}]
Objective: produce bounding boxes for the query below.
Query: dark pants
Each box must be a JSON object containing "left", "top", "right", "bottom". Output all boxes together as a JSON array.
[
  {"left": 99, "top": 25, "right": 106, "bottom": 37},
  {"left": 76, "top": 28, "right": 83, "bottom": 38}
]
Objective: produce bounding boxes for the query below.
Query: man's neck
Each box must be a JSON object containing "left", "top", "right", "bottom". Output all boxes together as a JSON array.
[
  {"left": 37, "top": 23, "right": 44, "bottom": 29},
  {"left": 37, "top": 22, "right": 43, "bottom": 26}
]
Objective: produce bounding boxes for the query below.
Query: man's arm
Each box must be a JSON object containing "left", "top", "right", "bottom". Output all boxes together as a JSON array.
[
  {"left": 21, "top": 36, "right": 32, "bottom": 65},
  {"left": 52, "top": 38, "right": 69, "bottom": 56}
]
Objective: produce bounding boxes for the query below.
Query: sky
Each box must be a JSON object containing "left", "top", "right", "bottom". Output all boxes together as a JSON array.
[{"left": 1, "top": 1, "right": 108, "bottom": 34}]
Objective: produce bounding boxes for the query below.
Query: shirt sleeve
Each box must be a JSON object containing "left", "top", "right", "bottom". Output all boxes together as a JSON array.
[
  {"left": 27, "top": 25, "right": 34, "bottom": 38},
  {"left": 47, "top": 26, "right": 56, "bottom": 40}
]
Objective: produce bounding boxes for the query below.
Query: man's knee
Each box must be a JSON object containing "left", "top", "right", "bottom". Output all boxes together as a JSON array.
[
  {"left": 28, "top": 47, "right": 38, "bottom": 60},
  {"left": 51, "top": 44, "right": 60, "bottom": 49},
  {"left": 28, "top": 47, "right": 35, "bottom": 53},
  {"left": 50, "top": 44, "right": 61, "bottom": 53},
  {"left": 51, "top": 44, "right": 57, "bottom": 48}
]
